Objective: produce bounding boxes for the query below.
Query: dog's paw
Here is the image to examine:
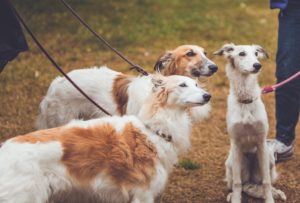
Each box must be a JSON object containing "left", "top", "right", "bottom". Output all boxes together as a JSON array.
[
  {"left": 272, "top": 187, "right": 287, "bottom": 201},
  {"left": 226, "top": 192, "right": 232, "bottom": 202},
  {"left": 265, "top": 198, "right": 275, "bottom": 203},
  {"left": 228, "top": 191, "right": 242, "bottom": 203}
]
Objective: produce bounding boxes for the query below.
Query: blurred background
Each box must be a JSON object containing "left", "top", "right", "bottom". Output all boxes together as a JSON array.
[{"left": 0, "top": 0, "right": 299, "bottom": 202}]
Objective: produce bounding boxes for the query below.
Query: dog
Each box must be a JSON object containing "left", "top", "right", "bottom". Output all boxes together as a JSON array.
[
  {"left": 154, "top": 44, "right": 218, "bottom": 77},
  {"left": 0, "top": 74, "right": 211, "bottom": 203},
  {"left": 36, "top": 45, "right": 217, "bottom": 129},
  {"left": 214, "top": 43, "right": 286, "bottom": 203}
]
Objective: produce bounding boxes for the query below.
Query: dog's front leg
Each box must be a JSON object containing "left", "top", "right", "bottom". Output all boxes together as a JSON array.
[
  {"left": 154, "top": 193, "right": 163, "bottom": 203},
  {"left": 229, "top": 144, "right": 242, "bottom": 203},
  {"left": 257, "top": 142, "right": 274, "bottom": 203}
]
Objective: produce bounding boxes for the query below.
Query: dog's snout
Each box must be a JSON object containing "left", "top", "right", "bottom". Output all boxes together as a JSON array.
[
  {"left": 191, "top": 68, "right": 201, "bottom": 77},
  {"left": 208, "top": 64, "right": 218, "bottom": 73},
  {"left": 203, "top": 94, "right": 211, "bottom": 102},
  {"left": 253, "top": 63, "right": 262, "bottom": 71}
]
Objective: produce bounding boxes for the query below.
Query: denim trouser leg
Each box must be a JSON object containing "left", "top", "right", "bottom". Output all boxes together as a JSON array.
[{"left": 275, "top": 6, "right": 300, "bottom": 146}]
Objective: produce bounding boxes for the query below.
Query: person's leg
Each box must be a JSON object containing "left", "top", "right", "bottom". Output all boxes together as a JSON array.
[
  {"left": 272, "top": 6, "right": 300, "bottom": 161},
  {"left": 0, "top": 0, "right": 28, "bottom": 73}
]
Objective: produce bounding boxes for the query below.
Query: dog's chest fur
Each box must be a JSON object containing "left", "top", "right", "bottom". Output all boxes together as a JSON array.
[
  {"left": 226, "top": 68, "right": 268, "bottom": 152},
  {"left": 227, "top": 97, "right": 268, "bottom": 150}
]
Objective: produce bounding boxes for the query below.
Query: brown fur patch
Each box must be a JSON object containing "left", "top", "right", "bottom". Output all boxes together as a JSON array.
[
  {"left": 145, "top": 86, "right": 172, "bottom": 119},
  {"left": 13, "top": 128, "right": 63, "bottom": 143},
  {"left": 13, "top": 122, "right": 157, "bottom": 189},
  {"left": 112, "top": 74, "right": 131, "bottom": 115},
  {"left": 161, "top": 60, "right": 180, "bottom": 76},
  {"left": 229, "top": 57, "right": 235, "bottom": 69},
  {"left": 156, "top": 87, "right": 170, "bottom": 107}
]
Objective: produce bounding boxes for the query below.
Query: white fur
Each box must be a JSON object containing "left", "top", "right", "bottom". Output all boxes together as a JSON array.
[
  {"left": 215, "top": 44, "right": 286, "bottom": 203},
  {"left": 36, "top": 67, "right": 210, "bottom": 129},
  {"left": 0, "top": 75, "right": 210, "bottom": 203}
]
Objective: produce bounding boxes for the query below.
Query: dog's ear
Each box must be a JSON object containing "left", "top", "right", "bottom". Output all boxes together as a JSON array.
[
  {"left": 151, "top": 74, "right": 170, "bottom": 105},
  {"left": 154, "top": 52, "right": 174, "bottom": 73},
  {"left": 253, "top": 45, "right": 269, "bottom": 59},
  {"left": 213, "top": 43, "right": 235, "bottom": 56},
  {"left": 151, "top": 74, "right": 166, "bottom": 92}
]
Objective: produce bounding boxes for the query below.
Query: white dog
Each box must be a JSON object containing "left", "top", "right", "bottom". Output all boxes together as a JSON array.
[
  {"left": 0, "top": 75, "right": 210, "bottom": 203},
  {"left": 214, "top": 44, "right": 286, "bottom": 203},
  {"left": 36, "top": 45, "right": 216, "bottom": 129}
]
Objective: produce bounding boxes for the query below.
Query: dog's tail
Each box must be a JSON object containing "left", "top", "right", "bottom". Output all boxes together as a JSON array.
[
  {"left": 35, "top": 97, "right": 52, "bottom": 130},
  {"left": 35, "top": 76, "right": 64, "bottom": 130},
  {"left": 242, "top": 183, "right": 286, "bottom": 201}
]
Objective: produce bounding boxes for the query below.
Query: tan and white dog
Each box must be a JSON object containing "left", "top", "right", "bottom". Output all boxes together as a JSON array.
[
  {"left": 154, "top": 45, "right": 218, "bottom": 77},
  {"left": 214, "top": 44, "right": 286, "bottom": 203},
  {"left": 0, "top": 75, "right": 211, "bottom": 203},
  {"left": 36, "top": 45, "right": 217, "bottom": 129}
]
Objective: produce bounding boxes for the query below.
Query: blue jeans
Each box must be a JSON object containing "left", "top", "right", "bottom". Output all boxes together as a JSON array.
[{"left": 275, "top": 5, "right": 300, "bottom": 146}]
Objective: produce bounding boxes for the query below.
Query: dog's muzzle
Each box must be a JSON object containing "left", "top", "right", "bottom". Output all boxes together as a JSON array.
[
  {"left": 191, "top": 68, "right": 202, "bottom": 77},
  {"left": 191, "top": 63, "right": 218, "bottom": 77}
]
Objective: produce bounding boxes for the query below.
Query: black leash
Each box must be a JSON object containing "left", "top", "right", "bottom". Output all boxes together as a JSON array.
[
  {"left": 7, "top": 0, "right": 112, "bottom": 116},
  {"left": 59, "top": 0, "right": 149, "bottom": 76}
]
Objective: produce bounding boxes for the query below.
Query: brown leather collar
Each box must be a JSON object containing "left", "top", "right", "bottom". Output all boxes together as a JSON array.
[
  {"left": 145, "top": 125, "right": 172, "bottom": 142},
  {"left": 238, "top": 99, "right": 254, "bottom": 104}
]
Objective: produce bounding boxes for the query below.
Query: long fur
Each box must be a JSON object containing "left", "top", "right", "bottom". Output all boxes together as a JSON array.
[
  {"left": 0, "top": 75, "right": 209, "bottom": 203},
  {"left": 215, "top": 44, "right": 286, "bottom": 203},
  {"left": 36, "top": 45, "right": 216, "bottom": 130},
  {"left": 36, "top": 67, "right": 211, "bottom": 129}
]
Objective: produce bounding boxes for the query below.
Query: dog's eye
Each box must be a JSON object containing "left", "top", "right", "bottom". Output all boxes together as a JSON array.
[
  {"left": 255, "top": 51, "right": 258, "bottom": 57},
  {"left": 239, "top": 52, "right": 246, "bottom": 56},
  {"left": 179, "top": 83, "right": 188, "bottom": 87},
  {"left": 195, "top": 83, "right": 198, "bottom": 87},
  {"left": 186, "top": 50, "right": 196, "bottom": 57}
]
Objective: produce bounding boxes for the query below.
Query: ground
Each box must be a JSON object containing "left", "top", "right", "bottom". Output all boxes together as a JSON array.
[{"left": 0, "top": 0, "right": 299, "bottom": 202}]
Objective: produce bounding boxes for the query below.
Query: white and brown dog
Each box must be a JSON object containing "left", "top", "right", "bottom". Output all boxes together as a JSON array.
[
  {"left": 154, "top": 45, "right": 218, "bottom": 77},
  {"left": 214, "top": 44, "right": 286, "bottom": 203},
  {"left": 36, "top": 45, "right": 217, "bottom": 129},
  {"left": 0, "top": 75, "right": 210, "bottom": 203}
]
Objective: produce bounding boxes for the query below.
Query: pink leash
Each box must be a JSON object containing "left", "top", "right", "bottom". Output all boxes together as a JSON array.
[{"left": 261, "top": 70, "right": 300, "bottom": 94}]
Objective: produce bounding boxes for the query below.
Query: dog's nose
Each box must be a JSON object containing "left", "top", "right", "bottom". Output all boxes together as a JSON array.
[
  {"left": 253, "top": 63, "right": 262, "bottom": 71},
  {"left": 208, "top": 64, "right": 218, "bottom": 73},
  {"left": 203, "top": 94, "right": 211, "bottom": 102}
]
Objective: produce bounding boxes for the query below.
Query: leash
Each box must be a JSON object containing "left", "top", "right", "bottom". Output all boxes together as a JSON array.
[
  {"left": 7, "top": 0, "right": 112, "bottom": 116},
  {"left": 59, "top": 0, "right": 149, "bottom": 76},
  {"left": 262, "top": 70, "right": 300, "bottom": 94}
]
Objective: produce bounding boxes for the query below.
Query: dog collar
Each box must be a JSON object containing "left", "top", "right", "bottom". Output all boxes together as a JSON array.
[
  {"left": 238, "top": 99, "right": 254, "bottom": 104},
  {"left": 145, "top": 125, "right": 172, "bottom": 142}
]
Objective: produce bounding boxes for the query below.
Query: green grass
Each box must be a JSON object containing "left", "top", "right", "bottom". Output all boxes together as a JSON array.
[
  {"left": 13, "top": 0, "right": 276, "bottom": 51},
  {"left": 179, "top": 159, "right": 201, "bottom": 170}
]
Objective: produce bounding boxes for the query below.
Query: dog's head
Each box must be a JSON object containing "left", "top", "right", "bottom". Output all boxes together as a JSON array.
[
  {"left": 151, "top": 74, "right": 211, "bottom": 108},
  {"left": 214, "top": 43, "right": 268, "bottom": 74},
  {"left": 154, "top": 45, "right": 218, "bottom": 78}
]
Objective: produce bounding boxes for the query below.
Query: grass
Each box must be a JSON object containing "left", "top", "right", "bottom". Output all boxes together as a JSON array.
[
  {"left": 179, "top": 159, "right": 201, "bottom": 170},
  {"left": 1, "top": 0, "right": 299, "bottom": 202}
]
